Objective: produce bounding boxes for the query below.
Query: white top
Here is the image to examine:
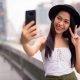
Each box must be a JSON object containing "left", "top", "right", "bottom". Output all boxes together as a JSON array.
[{"left": 41, "top": 48, "right": 73, "bottom": 76}]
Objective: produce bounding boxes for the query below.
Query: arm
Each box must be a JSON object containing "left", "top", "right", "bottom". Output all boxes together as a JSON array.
[
  {"left": 20, "top": 21, "right": 46, "bottom": 56},
  {"left": 22, "top": 37, "right": 46, "bottom": 56},
  {"left": 69, "top": 26, "right": 80, "bottom": 73},
  {"left": 75, "top": 43, "right": 80, "bottom": 73}
]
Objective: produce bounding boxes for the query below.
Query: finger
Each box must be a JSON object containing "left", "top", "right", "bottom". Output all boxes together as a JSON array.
[
  {"left": 30, "top": 30, "right": 37, "bottom": 37},
  {"left": 69, "top": 27, "right": 74, "bottom": 37},
  {"left": 28, "top": 25, "right": 37, "bottom": 33},
  {"left": 22, "top": 27, "right": 28, "bottom": 37},
  {"left": 25, "top": 21, "right": 35, "bottom": 30},
  {"left": 28, "top": 36, "right": 35, "bottom": 40},
  {"left": 74, "top": 35, "right": 79, "bottom": 39},
  {"left": 22, "top": 22, "right": 35, "bottom": 34},
  {"left": 74, "top": 25, "right": 77, "bottom": 35}
]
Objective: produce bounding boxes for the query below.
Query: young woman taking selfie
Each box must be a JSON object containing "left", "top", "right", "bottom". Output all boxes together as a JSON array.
[{"left": 21, "top": 4, "right": 80, "bottom": 80}]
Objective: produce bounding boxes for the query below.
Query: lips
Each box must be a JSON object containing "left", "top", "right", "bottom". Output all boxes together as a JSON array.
[{"left": 55, "top": 25, "right": 63, "bottom": 30}]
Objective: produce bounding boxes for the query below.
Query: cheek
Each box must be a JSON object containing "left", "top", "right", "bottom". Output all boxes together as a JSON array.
[
  {"left": 65, "top": 25, "right": 69, "bottom": 30},
  {"left": 53, "top": 19, "right": 57, "bottom": 27}
]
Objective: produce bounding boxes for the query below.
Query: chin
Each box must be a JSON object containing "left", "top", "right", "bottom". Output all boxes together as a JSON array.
[{"left": 55, "top": 29, "right": 63, "bottom": 34}]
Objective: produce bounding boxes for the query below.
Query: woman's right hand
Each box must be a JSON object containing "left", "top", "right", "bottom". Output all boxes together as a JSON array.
[{"left": 20, "top": 21, "right": 37, "bottom": 44}]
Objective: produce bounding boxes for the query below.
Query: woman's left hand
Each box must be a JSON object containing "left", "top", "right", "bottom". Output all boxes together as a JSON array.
[{"left": 69, "top": 25, "right": 80, "bottom": 48}]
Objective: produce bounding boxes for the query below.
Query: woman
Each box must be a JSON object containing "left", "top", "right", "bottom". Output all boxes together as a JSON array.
[{"left": 21, "top": 4, "right": 80, "bottom": 80}]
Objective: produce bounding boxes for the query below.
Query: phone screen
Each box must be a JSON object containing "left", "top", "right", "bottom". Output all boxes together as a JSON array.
[{"left": 25, "top": 10, "right": 36, "bottom": 25}]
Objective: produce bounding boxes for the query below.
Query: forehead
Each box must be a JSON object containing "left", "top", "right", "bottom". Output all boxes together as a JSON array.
[{"left": 56, "top": 11, "right": 70, "bottom": 20}]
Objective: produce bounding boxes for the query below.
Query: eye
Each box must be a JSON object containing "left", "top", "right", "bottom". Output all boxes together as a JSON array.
[
  {"left": 57, "top": 16, "right": 61, "bottom": 20},
  {"left": 56, "top": 16, "right": 62, "bottom": 21},
  {"left": 64, "top": 20, "right": 70, "bottom": 24}
]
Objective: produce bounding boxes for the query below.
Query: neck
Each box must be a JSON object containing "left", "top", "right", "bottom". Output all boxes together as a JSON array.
[{"left": 55, "top": 33, "right": 63, "bottom": 39}]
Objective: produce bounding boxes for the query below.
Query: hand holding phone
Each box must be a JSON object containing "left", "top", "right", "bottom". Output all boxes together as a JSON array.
[{"left": 24, "top": 10, "right": 43, "bottom": 39}]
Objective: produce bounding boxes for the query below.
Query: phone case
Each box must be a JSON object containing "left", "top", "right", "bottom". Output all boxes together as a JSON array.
[{"left": 25, "top": 10, "right": 36, "bottom": 25}]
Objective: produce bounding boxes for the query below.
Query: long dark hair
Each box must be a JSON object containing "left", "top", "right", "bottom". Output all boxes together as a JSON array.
[{"left": 45, "top": 12, "right": 76, "bottom": 67}]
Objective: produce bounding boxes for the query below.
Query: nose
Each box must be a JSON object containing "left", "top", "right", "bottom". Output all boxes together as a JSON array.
[{"left": 59, "top": 21, "right": 64, "bottom": 26}]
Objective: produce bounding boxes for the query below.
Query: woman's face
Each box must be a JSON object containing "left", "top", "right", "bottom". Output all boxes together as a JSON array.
[{"left": 53, "top": 11, "right": 70, "bottom": 34}]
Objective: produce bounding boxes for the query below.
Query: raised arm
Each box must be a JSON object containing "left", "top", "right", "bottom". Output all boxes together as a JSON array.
[
  {"left": 20, "top": 21, "right": 46, "bottom": 56},
  {"left": 69, "top": 25, "right": 80, "bottom": 73}
]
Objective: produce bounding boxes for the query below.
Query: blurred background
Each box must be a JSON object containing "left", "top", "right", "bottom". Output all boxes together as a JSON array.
[{"left": 0, "top": 0, "right": 80, "bottom": 80}]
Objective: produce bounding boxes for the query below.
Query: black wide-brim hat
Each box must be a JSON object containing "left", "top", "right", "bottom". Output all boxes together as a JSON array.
[{"left": 49, "top": 4, "right": 80, "bottom": 27}]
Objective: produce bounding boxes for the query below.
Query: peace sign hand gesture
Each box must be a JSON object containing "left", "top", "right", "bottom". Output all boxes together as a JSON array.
[{"left": 69, "top": 25, "right": 80, "bottom": 48}]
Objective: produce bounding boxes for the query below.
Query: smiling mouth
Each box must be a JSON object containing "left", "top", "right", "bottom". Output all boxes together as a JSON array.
[{"left": 56, "top": 26, "right": 63, "bottom": 30}]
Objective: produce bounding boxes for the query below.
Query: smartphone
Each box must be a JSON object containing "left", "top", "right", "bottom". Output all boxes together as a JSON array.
[{"left": 25, "top": 10, "right": 36, "bottom": 25}]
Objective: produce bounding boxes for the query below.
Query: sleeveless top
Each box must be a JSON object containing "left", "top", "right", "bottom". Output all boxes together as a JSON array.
[{"left": 41, "top": 48, "right": 73, "bottom": 76}]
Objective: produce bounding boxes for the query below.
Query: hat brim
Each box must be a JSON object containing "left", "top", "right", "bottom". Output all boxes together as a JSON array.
[{"left": 49, "top": 4, "right": 80, "bottom": 27}]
